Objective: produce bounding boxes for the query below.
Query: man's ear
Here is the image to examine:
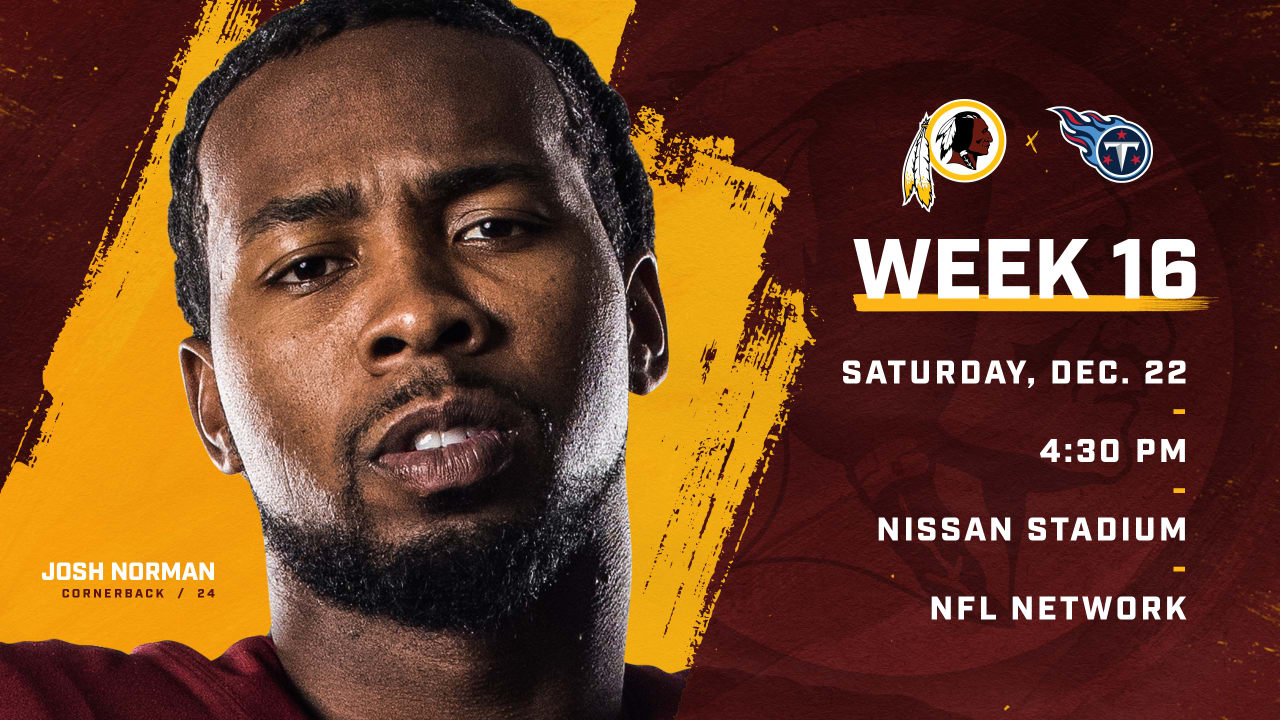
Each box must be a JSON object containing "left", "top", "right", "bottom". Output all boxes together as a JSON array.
[
  {"left": 179, "top": 338, "right": 243, "bottom": 474},
  {"left": 625, "top": 252, "right": 669, "bottom": 395}
]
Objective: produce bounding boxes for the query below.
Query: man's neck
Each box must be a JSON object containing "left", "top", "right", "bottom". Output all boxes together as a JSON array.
[{"left": 265, "top": 501, "right": 632, "bottom": 720}]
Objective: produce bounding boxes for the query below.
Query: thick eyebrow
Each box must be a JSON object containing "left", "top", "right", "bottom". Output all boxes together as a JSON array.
[
  {"left": 414, "top": 162, "right": 551, "bottom": 205},
  {"left": 238, "top": 183, "right": 364, "bottom": 246},
  {"left": 236, "top": 163, "right": 551, "bottom": 246}
]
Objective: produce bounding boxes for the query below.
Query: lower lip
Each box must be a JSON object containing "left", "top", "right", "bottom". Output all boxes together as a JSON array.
[{"left": 374, "top": 430, "right": 516, "bottom": 495}]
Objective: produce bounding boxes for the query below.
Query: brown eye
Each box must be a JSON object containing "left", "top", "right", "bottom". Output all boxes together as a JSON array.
[
  {"left": 459, "top": 218, "right": 527, "bottom": 242},
  {"left": 276, "top": 256, "right": 350, "bottom": 285}
]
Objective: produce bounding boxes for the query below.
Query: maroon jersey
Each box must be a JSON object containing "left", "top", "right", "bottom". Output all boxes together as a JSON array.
[{"left": 0, "top": 635, "right": 685, "bottom": 719}]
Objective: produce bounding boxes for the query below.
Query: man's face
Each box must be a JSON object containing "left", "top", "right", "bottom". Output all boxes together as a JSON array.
[
  {"left": 968, "top": 117, "right": 992, "bottom": 156},
  {"left": 183, "top": 22, "right": 663, "bottom": 628}
]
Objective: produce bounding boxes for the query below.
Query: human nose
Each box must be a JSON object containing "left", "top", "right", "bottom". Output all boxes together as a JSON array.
[{"left": 355, "top": 261, "right": 492, "bottom": 376}]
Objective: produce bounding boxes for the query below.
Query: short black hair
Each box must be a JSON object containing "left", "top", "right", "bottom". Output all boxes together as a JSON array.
[{"left": 168, "top": 0, "right": 653, "bottom": 340}]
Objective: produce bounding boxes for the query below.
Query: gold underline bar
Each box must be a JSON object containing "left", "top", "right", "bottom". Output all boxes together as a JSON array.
[
  {"left": 1173, "top": 409, "right": 1186, "bottom": 415},
  {"left": 1173, "top": 566, "right": 1186, "bottom": 572},
  {"left": 852, "top": 294, "right": 1214, "bottom": 312},
  {"left": 1173, "top": 488, "right": 1186, "bottom": 494}
]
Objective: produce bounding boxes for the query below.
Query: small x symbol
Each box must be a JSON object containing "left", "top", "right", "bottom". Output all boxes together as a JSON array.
[{"left": 1025, "top": 130, "right": 1039, "bottom": 153}]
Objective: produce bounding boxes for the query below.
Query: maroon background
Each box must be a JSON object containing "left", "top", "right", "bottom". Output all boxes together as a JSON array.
[
  {"left": 0, "top": 2, "right": 196, "bottom": 473},
  {"left": 2, "top": 1, "right": 1278, "bottom": 718},
  {"left": 611, "top": 1, "right": 1280, "bottom": 718}
]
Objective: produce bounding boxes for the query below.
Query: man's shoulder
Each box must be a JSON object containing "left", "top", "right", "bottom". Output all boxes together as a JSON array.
[
  {"left": 0, "top": 634, "right": 278, "bottom": 680},
  {"left": 0, "top": 636, "right": 302, "bottom": 720},
  {"left": 623, "top": 662, "right": 688, "bottom": 720}
]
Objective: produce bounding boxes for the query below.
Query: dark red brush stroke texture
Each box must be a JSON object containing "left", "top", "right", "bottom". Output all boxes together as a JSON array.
[
  {"left": 0, "top": 2, "right": 192, "bottom": 478},
  {"left": 611, "top": 1, "right": 1280, "bottom": 717},
  {"left": 0, "top": 1, "right": 287, "bottom": 486}
]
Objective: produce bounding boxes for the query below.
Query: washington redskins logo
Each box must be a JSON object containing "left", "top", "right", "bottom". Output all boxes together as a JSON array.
[{"left": 902, "top": 99, "right": 1006, "bottom": 211}]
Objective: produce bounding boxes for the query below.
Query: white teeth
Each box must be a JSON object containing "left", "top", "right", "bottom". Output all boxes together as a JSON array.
[
  {"left": 440, "top": 428, "right": 469, "bottom": 447},
  {"left": 413, "top": 431, "right": 441, "bottom": 451},
  {"left": 412, "top": 427, "right": 480, "bottom": 451}
]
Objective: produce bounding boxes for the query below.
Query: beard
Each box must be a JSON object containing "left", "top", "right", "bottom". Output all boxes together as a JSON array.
[
  {"left": 253, "top": 370, "right": 627, "bottom": 633},
  {"left": 257, "top": 452, "right": 622, "bottom": 633}
]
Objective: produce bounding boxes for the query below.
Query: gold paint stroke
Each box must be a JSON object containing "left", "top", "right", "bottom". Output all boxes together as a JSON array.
[
  {"left": 625, "top": 108, "right": 810, "bottom": 668},
  {"left": 0, "top": 0, "right": 270, "bottom": 657},
  {"left": 854, "top": 294, "right": 1214, "bottom": 312}
]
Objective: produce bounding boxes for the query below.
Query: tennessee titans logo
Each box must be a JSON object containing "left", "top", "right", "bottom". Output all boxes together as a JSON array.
[{"left": 1047, "top": 106, "right": 1153, "bottom": 183}]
